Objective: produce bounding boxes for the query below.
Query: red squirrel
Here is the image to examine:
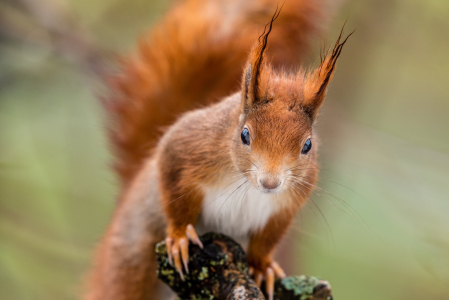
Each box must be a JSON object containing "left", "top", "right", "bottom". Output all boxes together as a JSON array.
[{"left": 85, "top": 0, "right": 349, "bottom": 299}]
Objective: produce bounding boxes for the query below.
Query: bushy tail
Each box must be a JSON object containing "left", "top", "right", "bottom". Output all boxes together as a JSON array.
[{"left": 104, "top": 0, "right": 332, "bottom": 187}]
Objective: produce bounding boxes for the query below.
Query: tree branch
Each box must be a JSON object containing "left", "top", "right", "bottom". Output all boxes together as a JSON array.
[{"left": 156, "top": 232, "right": 333, "bottom": 300}]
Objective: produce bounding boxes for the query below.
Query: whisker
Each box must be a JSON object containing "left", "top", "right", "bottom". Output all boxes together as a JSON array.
[
  {"left": 288, "top": 181, "right": 334, "bottom": 249},
  {"left": 288, "top": 175, "right": 383, "bottom": 244},
  {"left": 319, "top": 178, "right": 368, "bottom": 203},
  {"left": 286, "top": 177, "right": 358, "bottom": 223},
  {"left": 243, "top": 157, "right": 259, "bottom": 170},
  {"left": 237, "top": 181, "right": 252, "bottom": 211},
  {"left": 289, "top": 161, "right": 376, "bottom": 234},
  {"left": 290, "top": 224, "right": 324, "bottom": 241},
  {"left": 289, "top": 175, "right": 365, "bottom": 227},
  {"left": 194, "top": 172, "right": 254, "bottom": 211},
  {"left": 216, "top": 180, "right": 249, "bottom": 218}
]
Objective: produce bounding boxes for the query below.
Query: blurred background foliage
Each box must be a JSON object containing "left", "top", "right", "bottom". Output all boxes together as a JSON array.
[{"left": 1, "top": 0, "right": 449, "bottom": 299}]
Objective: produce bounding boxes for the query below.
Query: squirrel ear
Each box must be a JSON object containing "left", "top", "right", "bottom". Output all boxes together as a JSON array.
[
  {"left": 241, "top": 7, "right": 281, "bottom": 114},
  {"left": 241, "top": 64, "right": 253, "bottom": 114},
  {"left": 303, "top": 27, "right": 353, "bottom": 119}
]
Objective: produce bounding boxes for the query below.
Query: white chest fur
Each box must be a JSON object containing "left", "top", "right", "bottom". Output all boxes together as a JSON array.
[{"left": 196, "top": 178, "right": 280, "bottom": 245}]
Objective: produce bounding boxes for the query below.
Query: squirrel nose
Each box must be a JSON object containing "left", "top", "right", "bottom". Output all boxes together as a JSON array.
[{"left": 259, "top": 177, "right": 281, "bottom": 190}]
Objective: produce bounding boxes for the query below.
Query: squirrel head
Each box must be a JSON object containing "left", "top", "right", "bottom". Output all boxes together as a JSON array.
[{"left": 233, "top": 13, "right": 351, "bottom": 195}]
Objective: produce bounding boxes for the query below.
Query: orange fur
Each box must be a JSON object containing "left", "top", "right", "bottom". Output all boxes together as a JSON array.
[
  {"left": 104, "top": 0, "right": 328, "bottom": 187},
  {"left": 86, "top": 0, "right": 347, "bottom": 299}
]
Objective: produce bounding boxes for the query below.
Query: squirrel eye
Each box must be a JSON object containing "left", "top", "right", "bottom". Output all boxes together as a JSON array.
[
  {"left": 301, "top": 138, "right": 312, "bottom": 155},
  {"left": 241, "top": 128, "right": 250, "bottom": 146}
]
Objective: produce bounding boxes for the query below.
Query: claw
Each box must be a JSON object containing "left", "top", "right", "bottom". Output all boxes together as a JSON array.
[
  {"left": 180, "top": 237, "right": 189, "bottom": 274},
  {"left": 249, "top": 261, "right": 285, "bottom": 299},
  {"left": 186, "top": 224, "right": 203, "bottom": 249},
  {"left": 255, "top": 272, "right": 263, "bottom": 287},
  {"left": 166, "top": 224, "right": 204, "bottom": 281},
  {"left": 266, "top": 267, "right": 274, "bottom": 300},
  {"left": 172, "top": 246, "right": 184, "bottom": 281},
  {"left": 165, "top": 237, "right": 173, "bottom": 265},
  {"left": 248, "top": 267, "right": 254, "bottom": 276},
  {"left": 271, "top": 261, "right": 286, "bottom": 278}
]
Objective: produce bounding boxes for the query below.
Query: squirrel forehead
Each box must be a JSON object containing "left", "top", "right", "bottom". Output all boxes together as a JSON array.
[
  {"left": 256, "top": 69, "right": 309, "bottom": 109},
  {"left": 247, "top": 106, "right": 311, "bottom": 131},
  {"left": 246, "top": 115, "right": 311, "bottom": 157},
  {"left": 245, "top": 103, "right": 312, "bottom": 147},
  {"left": 246, "top": 75, "right": 312, "bottom": 122}
]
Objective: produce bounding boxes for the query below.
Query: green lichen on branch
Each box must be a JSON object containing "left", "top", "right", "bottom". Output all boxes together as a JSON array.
[
  {"left": 156, "top": 232, "right": 332, "bottom": 300},
  {"left": 266, "top": 276, "right": 333, "bottom": 300}
]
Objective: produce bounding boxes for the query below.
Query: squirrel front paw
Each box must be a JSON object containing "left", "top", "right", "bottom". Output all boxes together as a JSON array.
[
  {"left": 165, "top": 224, "right": 203, "bottom": 280},
  {"left": 249, "top": 261, "right": 286, "bottom": 300}
]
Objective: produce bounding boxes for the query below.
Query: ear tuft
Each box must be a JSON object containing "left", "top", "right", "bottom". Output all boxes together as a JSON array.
[
  {"left": 303, "top": 24, "right": 354, "bottom": 118},
  {"left": 241, "top": 5, "right": 282, "bottom": 113}
]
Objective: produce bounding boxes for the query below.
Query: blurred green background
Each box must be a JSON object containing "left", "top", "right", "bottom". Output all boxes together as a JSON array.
[{"left": 1, "top": 0, "right": 449, "bottom": 299}]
